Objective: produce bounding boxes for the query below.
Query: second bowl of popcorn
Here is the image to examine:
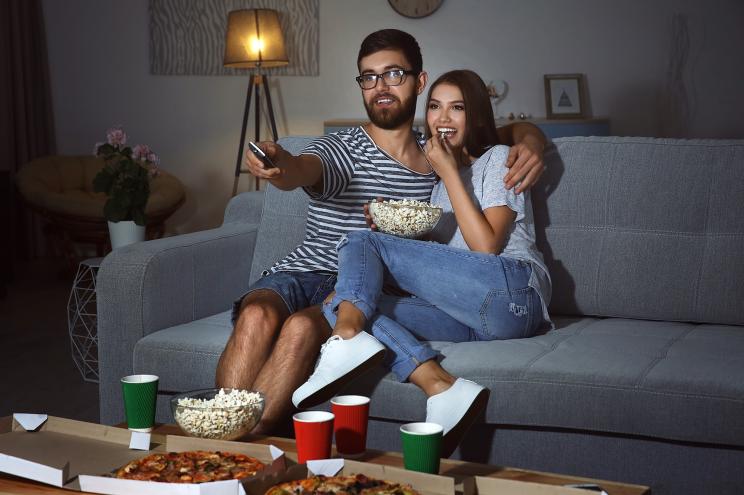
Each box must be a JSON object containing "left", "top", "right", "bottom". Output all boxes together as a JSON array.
[
  {"left": 368, "top": 199, "right": 442, "bottom": 239},
  {"left": 170, "top": 388, "right": 264, "bottom": 440}
]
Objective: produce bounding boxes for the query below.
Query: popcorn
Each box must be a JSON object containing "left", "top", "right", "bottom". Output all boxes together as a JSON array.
[
  {"left": 369, "top": 199, "right": 442, "bottom": 238},
  {"left": 173, "top": 388, "right": 263, "bottom": 439}
]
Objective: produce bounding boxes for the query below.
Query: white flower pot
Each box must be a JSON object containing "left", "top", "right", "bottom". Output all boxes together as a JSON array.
[{"left": 108, "top": 220, "right": 146, "bottom": 250}]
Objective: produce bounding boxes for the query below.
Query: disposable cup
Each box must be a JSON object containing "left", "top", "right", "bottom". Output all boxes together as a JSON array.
[
  {"left": 121, "top": 374, "right": 159, "bottom": 432},
  {"left": 331, "top": 395, "right": 370, "bottom": 456},
  {"left": 400, "top": 422, "right": 443, "bottom": 474},
  {"left": 293, "top": 411, "right": 334, "bottom": 463}
]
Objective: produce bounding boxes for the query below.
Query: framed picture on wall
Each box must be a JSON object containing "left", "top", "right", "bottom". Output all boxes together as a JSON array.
[{"left": 544, "top": 74, "right": 587, "bottom": 119}]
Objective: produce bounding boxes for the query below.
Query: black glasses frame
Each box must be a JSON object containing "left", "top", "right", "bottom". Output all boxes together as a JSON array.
[{"left": 355, "top": 69, "right": 418, "bottom": 89}]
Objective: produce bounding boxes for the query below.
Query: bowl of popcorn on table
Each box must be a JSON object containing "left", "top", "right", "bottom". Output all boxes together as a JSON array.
[
  {"left": 368, "top": 199, "right": 442, "bottom": 239},
  {"left": 170, "top": 388, "right": 264, "bottom": 440}
]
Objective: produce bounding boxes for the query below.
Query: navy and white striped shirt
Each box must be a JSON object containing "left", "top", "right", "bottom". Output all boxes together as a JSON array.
[{"left": 272, "top": 127, "right": 436, "bottom": 274}]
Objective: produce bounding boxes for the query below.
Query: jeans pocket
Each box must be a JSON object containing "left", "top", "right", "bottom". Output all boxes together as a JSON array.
[{"left": 479, "top": 287, "right": 535, "bottom": 340}]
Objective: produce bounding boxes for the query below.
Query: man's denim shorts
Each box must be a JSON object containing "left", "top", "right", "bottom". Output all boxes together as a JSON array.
[{"left": 231, "top": 270, "right": 337, "bottom": 325}]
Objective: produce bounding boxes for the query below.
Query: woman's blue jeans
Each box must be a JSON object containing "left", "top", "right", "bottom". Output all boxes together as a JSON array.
[{"left": 323, "top": 231, "right": 542, "bottom": 382}]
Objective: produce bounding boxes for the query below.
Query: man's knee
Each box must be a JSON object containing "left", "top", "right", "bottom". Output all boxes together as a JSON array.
[
  {"left": 281, "top": 306, "right": 331, "bottom": 351},
  {"left": 235, "top": 290, "right": 289, "bottom": 337}
]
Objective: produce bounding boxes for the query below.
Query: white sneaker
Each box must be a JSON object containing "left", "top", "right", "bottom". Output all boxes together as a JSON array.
[
  {"left": 426, "top": 378, "right": 489, "bottom": 457},
  {"left": 292, "top": 332, "right": 386, "bottom": 409}
]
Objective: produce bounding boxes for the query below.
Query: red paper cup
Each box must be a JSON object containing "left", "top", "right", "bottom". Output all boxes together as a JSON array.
[
  {"left": 331, "top": 395, "right": 370, "bottom": 456},
  {"left": 293, "top": 411, "right": 334, "bottom": 463}
]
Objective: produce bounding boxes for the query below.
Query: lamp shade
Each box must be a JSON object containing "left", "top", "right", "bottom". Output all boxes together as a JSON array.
[{"left": 224, "top": 9, "right": 288, "bottom": 68}]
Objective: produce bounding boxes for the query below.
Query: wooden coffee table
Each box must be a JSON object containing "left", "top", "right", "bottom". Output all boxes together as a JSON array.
[{"left": 0, "top": 423, "right": 649, "bottom": 495}]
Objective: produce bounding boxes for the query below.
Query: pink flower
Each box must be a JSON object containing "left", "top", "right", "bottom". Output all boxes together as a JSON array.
[
  {"left": 132, "top": 144, "right": 152, "bottom": 161},
  {"left": 93, "top": 142, "right": 105, "bottom": 156},
  {"left": 146, "top": 152, "right": 160, "bottom": 165},
  {"left": 148, "top": 167, "right": 161, "bottom": 178},
  {"left": 106, "top": 127, "right": 127, "bottom": 146}
]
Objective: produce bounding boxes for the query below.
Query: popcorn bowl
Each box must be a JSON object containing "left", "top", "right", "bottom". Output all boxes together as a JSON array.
[
  {"left": 368, "top": 200, "right": 442, "bottom": 239},
  {"left": 170, "top": 388, "right": 265, "bottom": 440}
]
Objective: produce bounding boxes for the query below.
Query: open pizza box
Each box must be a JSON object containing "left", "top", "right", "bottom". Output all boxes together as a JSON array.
[
  {"left": 463, "top": 475, "right": 612, "bottom": 495},
  {"left": 0, "top": 414, "right": 287, "bottom": 495},
  {"left": 242, "top": 458, "right": 455, "bottom": 495}
]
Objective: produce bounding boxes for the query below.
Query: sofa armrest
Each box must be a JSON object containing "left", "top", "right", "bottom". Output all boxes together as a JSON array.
[
  {"left": 97, "top": 222, "right": 258, "bottom": 424},
  {"left": 223, "top": 190, "right": 265, "bottom": 225}
]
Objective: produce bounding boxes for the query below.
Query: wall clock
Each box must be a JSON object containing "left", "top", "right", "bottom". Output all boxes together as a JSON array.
[{"left": 388, "top": 0, "right": 444, "bottom": 18}]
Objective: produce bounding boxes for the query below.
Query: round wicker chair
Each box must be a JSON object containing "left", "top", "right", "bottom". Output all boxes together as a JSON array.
[{"left": 16, "top": 155, "right": 185, "bottom": 269}]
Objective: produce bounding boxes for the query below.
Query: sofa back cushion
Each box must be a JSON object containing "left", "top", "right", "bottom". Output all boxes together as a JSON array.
[
  {"left": 252, "top": 136, "right": 744, "bottom": 326},
  {"left": 536, "top": 137, "right": 744, "bottom": 325},
  {"left": 248, "top": 137, "right": 314, "bottom": 284}
]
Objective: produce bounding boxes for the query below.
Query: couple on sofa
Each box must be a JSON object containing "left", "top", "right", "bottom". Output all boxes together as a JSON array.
[{"left": 216, "top": 29, "right": 552, "bottom": 455}]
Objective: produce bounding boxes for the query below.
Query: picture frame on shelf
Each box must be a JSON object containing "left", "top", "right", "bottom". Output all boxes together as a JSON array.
[{"left": 544, "top": 74, "right": 587, "bottom": 119}]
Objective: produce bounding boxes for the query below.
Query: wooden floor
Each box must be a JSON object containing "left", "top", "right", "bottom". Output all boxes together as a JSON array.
[{"left": 0, "top": 257, "right": 99, "bottom": 422}]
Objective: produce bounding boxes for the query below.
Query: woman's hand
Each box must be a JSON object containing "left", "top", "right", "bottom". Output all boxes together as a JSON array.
[{"left": 424, "top": 133, "right": 460, "bottom": 180}]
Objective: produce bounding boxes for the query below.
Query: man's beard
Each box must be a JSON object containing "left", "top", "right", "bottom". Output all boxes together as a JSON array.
[{"left": 364, "top": 92, "right": 417, "bottom": 130}]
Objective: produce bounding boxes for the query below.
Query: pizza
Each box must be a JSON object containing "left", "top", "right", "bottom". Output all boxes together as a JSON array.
[
  {"left": 265, "top": 474, "right": 421, "bottom": 495},
  {"left": 114, "top": 450, "right": 265, "bottom": 483}
]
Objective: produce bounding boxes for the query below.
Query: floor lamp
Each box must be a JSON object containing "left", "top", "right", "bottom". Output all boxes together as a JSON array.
[{"left": 224, "top": 9, "right": 288, "bottom": 195}]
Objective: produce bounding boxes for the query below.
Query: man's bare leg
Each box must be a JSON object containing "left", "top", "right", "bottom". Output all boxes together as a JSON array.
[
  {"left": 250, "top": 305, "right": 331, "bottom": 434},
  {"left": 215, "top": 290, "right": 290, "bottom": 389}
]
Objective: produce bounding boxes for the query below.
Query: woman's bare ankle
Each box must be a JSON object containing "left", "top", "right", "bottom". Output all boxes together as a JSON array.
[
  {"left": 409, "top": 361, "right": 457, "bottom": 397},
  {"left": 333, "top": 301, "right": 366, "bottom": 339},
  {"left": 333, "top": 326, "right": 361, "bottom": 340}
]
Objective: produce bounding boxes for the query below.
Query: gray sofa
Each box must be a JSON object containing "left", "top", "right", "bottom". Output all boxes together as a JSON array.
[{"left": 98, "top": 136, "right": 744, "bottom": 495}]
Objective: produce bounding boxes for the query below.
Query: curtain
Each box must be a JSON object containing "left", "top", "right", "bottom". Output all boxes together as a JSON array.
[{"left": 0, "top": 0, "right": 56, "bottom": 286}]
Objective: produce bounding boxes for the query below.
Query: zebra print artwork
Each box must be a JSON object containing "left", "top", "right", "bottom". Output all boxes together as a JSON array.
[{"left": 149, "top": 0, "right": 318, "bottom": 75}]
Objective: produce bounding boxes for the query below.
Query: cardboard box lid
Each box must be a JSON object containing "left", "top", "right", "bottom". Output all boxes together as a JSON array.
[
  {"left": 466, "top": 475, "right": 607, "bottom": 495},
  {"left": 0, "top": 415, "right": 285, "bottom": 494},
  {"left": 243, "top": 458, "right": 455, "bottom": 495},
  {"left": 0, "top": 415, "right": 161, "bottom": 488}
]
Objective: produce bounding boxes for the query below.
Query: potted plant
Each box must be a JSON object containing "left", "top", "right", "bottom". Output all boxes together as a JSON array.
[{"left": 93, "top": 127, "right": 160, "bottom": 249}]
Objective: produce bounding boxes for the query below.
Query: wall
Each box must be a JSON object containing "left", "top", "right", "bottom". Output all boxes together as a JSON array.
[{"left": 42, "top": 0, "right": 744, "bottom": 234}]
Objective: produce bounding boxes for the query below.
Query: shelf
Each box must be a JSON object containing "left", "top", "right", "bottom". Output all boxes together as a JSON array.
[{"left": 324, "top": 117, "right": 610, "bottom": 139}]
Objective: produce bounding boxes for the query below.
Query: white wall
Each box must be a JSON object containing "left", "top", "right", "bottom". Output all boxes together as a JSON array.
[{"left": 42, "top": 0, "right": 744, "bottom": 234}]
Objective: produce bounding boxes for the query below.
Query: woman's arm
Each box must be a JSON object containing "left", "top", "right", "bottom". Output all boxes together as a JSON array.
[
  {"left": 439, "top": 168, "right": 516, "bottom": 254},
  {"left": 425, "top": 137, "right": 516, "bottom": 254}
]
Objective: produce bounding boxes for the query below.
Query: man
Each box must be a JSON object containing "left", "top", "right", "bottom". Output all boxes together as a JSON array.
[{"left": 216, "top": 29, "right": 547, "bottom": 434}]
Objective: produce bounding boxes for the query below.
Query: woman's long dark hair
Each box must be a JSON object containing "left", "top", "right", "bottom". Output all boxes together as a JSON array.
[{"left": 424, "top": 70, "right": 499, "bottom": 158}]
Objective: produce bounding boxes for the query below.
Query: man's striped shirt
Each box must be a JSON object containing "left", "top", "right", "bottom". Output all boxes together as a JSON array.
[{"left": 271, "top": 126, "right": 436, "bottom": 274}]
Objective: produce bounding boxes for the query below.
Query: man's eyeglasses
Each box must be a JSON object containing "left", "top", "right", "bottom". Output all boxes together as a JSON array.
[{"left": 355, "top": 69, "right": 418, "bottom": 90}]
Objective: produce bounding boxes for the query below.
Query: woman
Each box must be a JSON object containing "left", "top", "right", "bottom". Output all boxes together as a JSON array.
[{"left": 293, "top": 70, "right": 552, "bottom": 455}]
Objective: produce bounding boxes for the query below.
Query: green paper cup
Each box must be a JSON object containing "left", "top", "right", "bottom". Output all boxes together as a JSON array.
[
  {"left": 121, "top": 374, "right": 159, "bottom": 432},
  {"left": 400, "top": 422, "right": 443, "bottom": 474}
]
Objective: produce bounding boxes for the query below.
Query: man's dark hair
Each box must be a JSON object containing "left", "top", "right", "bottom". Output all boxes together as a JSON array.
[
  {"left": 424, "top": 70, "right": 500, "bottom": 158},
  {"left": 357, "top": 29, "right": 423, "bottom": 74}
]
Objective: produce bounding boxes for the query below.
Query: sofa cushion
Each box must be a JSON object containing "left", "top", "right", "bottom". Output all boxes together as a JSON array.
[
  {"left": 252, "top": 137, "right": 744, "bottom": 325},
  {"left": 347, "top": 316, "right": 744, "bottom": 448},
  {"left": 134, "top": 312, "right": 232, "bottom": 392},
  {"left": 247, "top": 137, "right": 316, "bottom": 284},
  {"left": 538, "top": 137, "right": 744, "bottom": 325},
  {"left": 136, "top": 313, "right": 744, "bottom": 448}
]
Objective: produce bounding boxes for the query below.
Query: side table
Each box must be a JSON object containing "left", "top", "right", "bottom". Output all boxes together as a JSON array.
[{"left": 67, "top": 257, "right": 103, "bottom": 382}]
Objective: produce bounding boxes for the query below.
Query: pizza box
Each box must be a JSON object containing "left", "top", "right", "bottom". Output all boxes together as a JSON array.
[
  {"left": 242, "top": 458, "right": 455, "bottom": 495},
  {"left": 464, "top": 475, "right": 612, "bottom": 495},
  {"left": 0, "top": 414, "right": 287, "bottom": 495}
]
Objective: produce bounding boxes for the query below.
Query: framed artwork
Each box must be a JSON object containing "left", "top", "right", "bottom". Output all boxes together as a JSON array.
[{"left": 544, "top": 74, "right": 586, "bottom": 119}]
